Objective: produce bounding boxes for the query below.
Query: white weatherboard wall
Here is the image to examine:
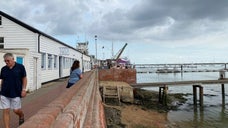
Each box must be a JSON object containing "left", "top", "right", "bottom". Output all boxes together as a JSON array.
[
  {"left": 0, "top": 11, "right": 92, "bottom": 91},
  {"left": 40, "top": 36, "right": 61, "bottom": 83},
  {"left": 0, "top": 16, "right": 40, "bottom": 92},
  {"left": 82, "top": 54, "right": 91, "bottom": 72},
  {"left": 1, "top": 16, "right": 38, "bottom": 51},
  {"left": 39, "top": 36, "right": 83, "bottom": 83}
]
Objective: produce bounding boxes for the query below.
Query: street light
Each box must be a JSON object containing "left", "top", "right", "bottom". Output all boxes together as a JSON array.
[
  {"left": 95, "top": 35, "right": 97, "bottom": 65},
  {"left": 102, "top": 46, "right": 104, "bottom": 60}
]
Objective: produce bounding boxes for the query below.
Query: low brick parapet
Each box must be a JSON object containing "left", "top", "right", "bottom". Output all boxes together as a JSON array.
[
  {"left": 98, "top": 68, "right": 137, "bottom": 84},
  {"left": 19, "top": 70, "right": 106, "bottom": 128}
]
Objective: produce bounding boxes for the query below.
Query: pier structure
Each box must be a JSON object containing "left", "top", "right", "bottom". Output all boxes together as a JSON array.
[
  {"left": 135, "top": 63, "right": 228, "bottom": 73},
  {"left": 131, "top": 79, "right": 228, "bottom": 106}
]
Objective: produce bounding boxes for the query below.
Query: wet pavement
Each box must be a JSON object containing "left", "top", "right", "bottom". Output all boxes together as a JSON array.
[{"left": 0, "top": 78, "right": 68, "bottom": 128}]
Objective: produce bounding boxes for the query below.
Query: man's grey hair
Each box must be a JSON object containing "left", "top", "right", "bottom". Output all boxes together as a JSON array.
[{"left": 3, "top": 53, "right": 14, "bottom": 59}]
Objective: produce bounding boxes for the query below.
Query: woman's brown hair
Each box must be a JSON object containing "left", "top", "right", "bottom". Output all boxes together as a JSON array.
[{"left": 71, "top": 60, "right": 80, "bottom": 72}]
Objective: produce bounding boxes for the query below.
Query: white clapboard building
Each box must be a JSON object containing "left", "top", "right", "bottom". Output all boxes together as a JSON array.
[{"left": 0, "top": 11, "right": 92, "bottom": 92}]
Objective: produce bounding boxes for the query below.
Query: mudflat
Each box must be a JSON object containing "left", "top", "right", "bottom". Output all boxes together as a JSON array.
[{"left": 104, "top": 88, "right": 187, "bottom": 128}]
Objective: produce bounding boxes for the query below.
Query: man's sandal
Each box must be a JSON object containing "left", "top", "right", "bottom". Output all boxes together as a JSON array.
[{"left": 19, "top": 118, "right": 24, "bottom": 125}]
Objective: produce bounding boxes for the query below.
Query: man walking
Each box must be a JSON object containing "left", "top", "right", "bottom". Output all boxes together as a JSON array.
[{"left": 0, "top": 53, "right": 27, "bottom": 128}]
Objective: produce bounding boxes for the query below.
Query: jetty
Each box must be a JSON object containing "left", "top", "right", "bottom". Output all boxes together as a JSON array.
[
  {"left": 131, "top": 79, "right": 228, "bottom": 106},
  {"left": 131, "top": 79, "right": 228, "bottom": 87}
]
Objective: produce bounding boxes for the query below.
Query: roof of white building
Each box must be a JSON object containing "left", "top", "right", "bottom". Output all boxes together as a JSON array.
[{"left": 0, "top": 10, "right": 85, "bottom": 55}]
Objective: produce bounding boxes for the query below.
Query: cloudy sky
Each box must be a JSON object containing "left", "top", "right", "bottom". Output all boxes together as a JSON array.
[{"left": 1, "top": 0, "right": 228, "bottom": 64}]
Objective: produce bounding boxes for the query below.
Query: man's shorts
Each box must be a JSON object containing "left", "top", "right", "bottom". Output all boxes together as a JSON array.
[{"left": 0, "top": 95, "right": 21, "bottom": 109}]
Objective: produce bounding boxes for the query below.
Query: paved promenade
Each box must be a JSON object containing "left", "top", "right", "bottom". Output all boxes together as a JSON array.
[{"left": 0, "top": 78, "right": 68, "bottom": 128}]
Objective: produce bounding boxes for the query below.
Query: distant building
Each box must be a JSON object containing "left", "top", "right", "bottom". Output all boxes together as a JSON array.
[{"left": 76, "top": 41, "right": 89, "bottom": 55}]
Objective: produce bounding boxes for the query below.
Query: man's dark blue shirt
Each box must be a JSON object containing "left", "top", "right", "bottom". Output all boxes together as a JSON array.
[{"left": 0, "top": 63, "right": 26, "bottom": 98}]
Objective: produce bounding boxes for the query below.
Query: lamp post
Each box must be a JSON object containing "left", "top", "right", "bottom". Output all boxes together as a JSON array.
[
  {"left": 95, "top": 35, "right": 97, "bottom": 65},
  {"left": 102, "top": 46, "right": 104, "bottom": 60}
]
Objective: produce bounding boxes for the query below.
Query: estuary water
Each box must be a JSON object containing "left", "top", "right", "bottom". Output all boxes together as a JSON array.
[{"left": 136, "top": 71, "right": 228, "bottom": 128}]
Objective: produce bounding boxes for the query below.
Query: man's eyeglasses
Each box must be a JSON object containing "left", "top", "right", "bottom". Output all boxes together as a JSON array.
[{"left": 4, "top": 60, "right": 10, "bottom": 62}]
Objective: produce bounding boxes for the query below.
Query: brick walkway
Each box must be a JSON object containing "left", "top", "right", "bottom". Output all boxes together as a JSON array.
[{"left": 0, "top": 78, "right": 68, "bottom": 128}]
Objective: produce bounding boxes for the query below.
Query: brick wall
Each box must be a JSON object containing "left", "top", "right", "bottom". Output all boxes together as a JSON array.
[
  {"left": 19, "top": 70, "right": 106, "bottom": 128},
  {"left": 98, "top": 68, "right": 137, "bottom": 84}
]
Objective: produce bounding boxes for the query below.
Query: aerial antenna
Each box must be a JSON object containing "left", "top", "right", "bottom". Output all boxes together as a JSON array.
[
  {"left": 76, "top": 33, "right": 79, "bottom": 42},
  {"left": 84, "top": 33, "right": 87, "bottom": 41},
  {"left": 112, "top": 40, "right": 114, "bottom": 57}
]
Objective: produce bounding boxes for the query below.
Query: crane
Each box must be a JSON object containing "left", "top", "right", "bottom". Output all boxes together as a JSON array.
[{"left": 112, "top": 43, "right": 128, "bottom": 60}]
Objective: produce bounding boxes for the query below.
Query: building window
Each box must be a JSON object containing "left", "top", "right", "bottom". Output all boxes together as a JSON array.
[
  {"left": 66, "top": 58, "right": 70, "bottom": 68},
  {"left": 41, "top": 53, "right": 46, "bottom": 69},
  {"left": 0, "top": 16, "right": 2, "bottom": 25},
  {"left": 48, "top": 54, "right": 52, "bottom": 69},
  {"left": 0, "top": 37, "right": 4, "bottom": 49},
  {"left": 63, "top": 57, "right": 66, "bottom": 69},
  {"left": 54, "top": 55, "right": 57, "bottom": 69}
]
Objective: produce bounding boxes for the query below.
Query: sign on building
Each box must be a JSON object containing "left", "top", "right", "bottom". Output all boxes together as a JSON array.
[{"left": 59, "top": 47, "right": 69, "bottom": 55}]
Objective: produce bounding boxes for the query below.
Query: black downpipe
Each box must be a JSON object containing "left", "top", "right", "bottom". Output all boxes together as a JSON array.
[{"left": 38, "top": 34, "right": 41, "bottom": 53}]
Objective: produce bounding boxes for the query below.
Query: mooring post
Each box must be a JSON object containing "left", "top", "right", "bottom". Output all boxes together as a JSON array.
[
  {"left": 159, "top": 87, "right": 162, "bottom": 103},
  {"left": 193, "top": 85, "right": 197, "bottom": 105},
  {"left": 199, "top": 86, "right": 203, "bottom": 106},
  {"left": 193, "top": 84, "right": 203, "bottom": 106},
  {"left": 221, "top": 83, "right": 225, "bottom": 105},
  {"left": 162, "top": 85, "right": 168, "bottom": 106},
  {"left": 158, "top": 85, "right": 168, "bottom": 105}
]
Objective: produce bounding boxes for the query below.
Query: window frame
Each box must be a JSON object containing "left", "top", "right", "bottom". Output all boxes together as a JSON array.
[
  {"left": 0, "top": 16, "right": 2, "bottom": 26},
  {"left": 41, "top": 53, "right": 46, "bottom": 70},
  {"left": 54, "top": 55, "right": 57, "bottom": 69},
  {"left": 48, "top": 54, "right": 53, "bottom": 70}
]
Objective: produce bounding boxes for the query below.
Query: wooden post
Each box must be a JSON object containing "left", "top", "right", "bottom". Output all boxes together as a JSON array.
[
  {"left": 162, "top": 85, "right": 168, "bottom": 106},
  {"left": 221, "top": 83, "right": 225, "bottom": 105},
  {"left": 159, "top": 87, "right": 162, "bottom": 103},
  {"left": 193, "top": 85, "right": 203, "bottom": 106},
  {"left": 199, "top": 86, "right": 203, "bottom": 106},
  {"left": 158, "top": 85, "right": 168, "bottom": 105},
  {"left": 193, "top": 85, "right": 197, "bottom": 105}
]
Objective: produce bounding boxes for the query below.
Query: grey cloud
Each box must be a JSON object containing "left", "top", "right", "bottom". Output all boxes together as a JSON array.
[
  {"left": 91, "top": 0, "right": 228, "bottom": 42},
  {"left": 147, "top": 0, "right": 228, "bottom": 20},
  {"left": 31, "top": 0, "right": 89, "bottom": 35},
  {"left": 1, "top": 0, "right": 228, "bottom": 43},
  {"left": 1, "top": 0, "right": 89, "bottom": 35}
]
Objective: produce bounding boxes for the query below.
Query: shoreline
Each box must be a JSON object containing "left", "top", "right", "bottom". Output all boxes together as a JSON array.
[{"left": 104, "top": 88, "right": 187, "bottom": 128}]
